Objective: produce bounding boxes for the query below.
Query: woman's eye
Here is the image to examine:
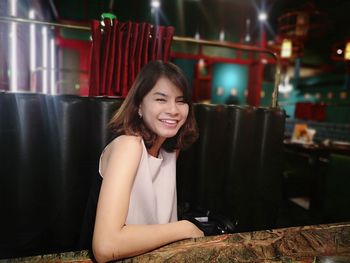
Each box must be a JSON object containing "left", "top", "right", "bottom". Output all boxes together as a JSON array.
[
  {"left": 156, "top": 98, "right": 166, "bottom": 102},
  {"left": 176, "top": 99, "right": 186, "bottom": 104}
]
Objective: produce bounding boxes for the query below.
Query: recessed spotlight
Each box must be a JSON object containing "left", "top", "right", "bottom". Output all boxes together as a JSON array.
[
  {"left": 151, "top": 0, "right": 160, "bottom": 9},
  {"left": 258, "top": 12, "right": 267, "bottom": 22}
]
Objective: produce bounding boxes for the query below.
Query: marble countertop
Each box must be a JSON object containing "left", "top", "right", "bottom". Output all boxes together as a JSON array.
[{"left": 3, "top": 222, "right": 350, "bottom": 262}]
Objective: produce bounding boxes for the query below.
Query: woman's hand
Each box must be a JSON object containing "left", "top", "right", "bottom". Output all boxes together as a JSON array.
[{"left": 180, "top": 220, "right": 204, "bottom": 238}]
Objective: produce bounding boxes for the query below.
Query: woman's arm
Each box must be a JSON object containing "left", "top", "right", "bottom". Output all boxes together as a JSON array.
[{"left": 92, "top": 136, "right": 203, "bottom": 262}]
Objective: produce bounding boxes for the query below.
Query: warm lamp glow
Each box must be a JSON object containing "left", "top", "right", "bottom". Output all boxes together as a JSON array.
[
  {"left": 296, "top": 12, "right": 309, "bottom": 37},
  {"left": 198, "top": 58, "right": 205, "bottom": 69},
  {"left": 345, "top": 42, "right": 350, "bottom": 60},
  {"left": 281, "top": 39, "right": 292, "bottom": 58}
]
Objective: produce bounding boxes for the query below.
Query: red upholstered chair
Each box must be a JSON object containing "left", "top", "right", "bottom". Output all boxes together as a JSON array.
[
  {"left": 295, "top": 102, "right": 313, "bottom": 120},
  {"left": 311, "top": 103, "right": 326, "bottom": 122}
]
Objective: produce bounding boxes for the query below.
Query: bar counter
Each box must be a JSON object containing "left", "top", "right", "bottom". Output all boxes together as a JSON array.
[
  {"left": 3, "top": 222, "right": 350, "bottom": 262},
  {"left": 283, "top": 138, "right": 350, "bottom": 158}
]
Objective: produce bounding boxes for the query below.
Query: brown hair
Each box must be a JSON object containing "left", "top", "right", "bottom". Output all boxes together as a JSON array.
[{"left": 109, "top": 60, "right": 198, "bottom": 151}]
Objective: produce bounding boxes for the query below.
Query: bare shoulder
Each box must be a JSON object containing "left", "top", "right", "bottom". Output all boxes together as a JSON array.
[
  {"left": 110, "top": 135, "right": 142, "bottom": 148},
  {"left": 105, "top": 135, "right": 143, "bottom": 159},
  {"left": 100, "top": 135, "right": 143, "bottom": 178}
]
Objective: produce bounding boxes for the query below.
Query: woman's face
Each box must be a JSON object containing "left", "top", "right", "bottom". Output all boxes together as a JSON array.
[{"left": 139, "top": 77, "right": 189, "bottom": 142}]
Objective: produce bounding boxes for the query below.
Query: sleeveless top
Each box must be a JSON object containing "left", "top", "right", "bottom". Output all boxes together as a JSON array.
[{"left": 99, "top": 138, "right": 178, "bottom": 225}]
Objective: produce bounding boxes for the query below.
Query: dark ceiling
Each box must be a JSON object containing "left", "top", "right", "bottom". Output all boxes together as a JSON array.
[{"left": 52, "top": 0, "right": 350, "bottom": 68}]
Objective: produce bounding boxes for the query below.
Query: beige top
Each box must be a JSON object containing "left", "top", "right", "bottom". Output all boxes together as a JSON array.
[{"left": 99, "top": 138, "right": 178, "bottom": 225}]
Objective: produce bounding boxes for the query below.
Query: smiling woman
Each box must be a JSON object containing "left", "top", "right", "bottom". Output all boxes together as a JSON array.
[
  {"left": 91, "top": 60, "right": 203, "bottom": 262},
  {"left": 138, "top": 77, "right": 189, "bottom": 149}
]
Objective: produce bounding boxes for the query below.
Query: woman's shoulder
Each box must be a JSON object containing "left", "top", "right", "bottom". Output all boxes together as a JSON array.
[
  {"left": 99, "top": 135, "right": 143, "bottom": 178},
  {"left": 108, "top": 135, "right": 143, "bottom": 153},
  {"left": 110, "top": 134, "right": 143, "bottom": 144}
]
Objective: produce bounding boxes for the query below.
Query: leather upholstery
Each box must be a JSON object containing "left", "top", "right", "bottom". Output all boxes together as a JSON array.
[
  {"left": 1, "top": 93, "right": 55, "bottom": 257},
  {"left": 322, "top": 154, "right": 350, "bottom": 222},
  {"left": 177, "top": 105, "right": 285, "bottom": 232}
]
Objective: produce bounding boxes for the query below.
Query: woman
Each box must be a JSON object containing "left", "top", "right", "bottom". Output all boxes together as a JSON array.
[{"left": 92, "top": 60, "right": 204, "bottom": 262}]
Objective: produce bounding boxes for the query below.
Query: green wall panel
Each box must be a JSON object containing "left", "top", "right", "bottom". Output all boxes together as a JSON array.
[{"left": 211, "top": 63, "right": 248, "bottom": 105}]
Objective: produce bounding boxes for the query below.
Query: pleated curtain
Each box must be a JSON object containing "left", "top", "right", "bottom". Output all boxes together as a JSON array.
[{"left": 89, "top": 19, "right": 175, "bottom": 97}]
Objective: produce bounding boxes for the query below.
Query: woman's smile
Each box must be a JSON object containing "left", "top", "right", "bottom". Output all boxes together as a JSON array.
[{"left": 159, "top": 118, "right": 179, "bottom": 127}]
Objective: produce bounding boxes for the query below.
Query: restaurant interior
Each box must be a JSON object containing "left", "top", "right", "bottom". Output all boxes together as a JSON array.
[{"left": 0, "top": 0, "right": 350, "bottom": 261}]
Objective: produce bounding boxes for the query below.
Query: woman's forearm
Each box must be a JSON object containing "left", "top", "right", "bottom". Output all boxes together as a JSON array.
[{"left": 93, "top": 220, "right": 202, "bottom": 262}]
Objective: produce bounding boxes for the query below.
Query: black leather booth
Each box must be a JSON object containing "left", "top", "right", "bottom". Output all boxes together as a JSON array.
[
  {"left": 177, "top": 104, "right": 286, "bottom": 231},
  {"left": 0, "top": 92, "right": 285, "bottom": 258}
]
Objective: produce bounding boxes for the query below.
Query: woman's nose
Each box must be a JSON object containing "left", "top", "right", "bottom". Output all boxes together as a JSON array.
[{"left": 166, "top": 101, "right": 179, "bottom": 115}]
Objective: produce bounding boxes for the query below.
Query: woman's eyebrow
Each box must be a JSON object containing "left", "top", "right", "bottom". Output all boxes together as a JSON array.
[
  {"left": 152, "top": 92, "right": 184, "bottom": 99},
  {"left": 153, "top": 92, "right": 167, "bottom": 97}
]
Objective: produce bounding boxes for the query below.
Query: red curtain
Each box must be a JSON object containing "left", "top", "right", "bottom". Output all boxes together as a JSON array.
[{"left": 89, "top": 19, "right": 175, "bottom": 97}]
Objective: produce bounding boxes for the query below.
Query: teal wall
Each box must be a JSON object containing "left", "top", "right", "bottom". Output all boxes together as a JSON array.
[
  {"left": 211, "top": 64, "right": 248, "bottom": 105},
  {"left": 260, "top": 82, "right": 274, "bottom": 108},
  {"left": 172, "top": 58, "right": 196, "bottom": 92},
  {"left": 174, "top": 58, "right": 350, "bottom": 124},
  {"left": 277, "top": 73, "right": 350, "bottom": 123}
]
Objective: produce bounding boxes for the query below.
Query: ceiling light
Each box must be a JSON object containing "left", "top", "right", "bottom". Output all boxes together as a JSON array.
[
  {"left": 151, "top": 0, "right": 160, "bottom": 9},
  {"left": 258, "top": 12, "right": 267, "bottom": 22}
]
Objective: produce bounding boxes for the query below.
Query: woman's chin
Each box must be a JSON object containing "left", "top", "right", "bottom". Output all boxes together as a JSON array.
[{"left": 158, "top": 130, "right": 179, "bottom": 139}]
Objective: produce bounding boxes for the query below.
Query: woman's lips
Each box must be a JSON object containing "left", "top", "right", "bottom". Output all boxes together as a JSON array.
[{"left": 160, "top": 119, "right": 179, "bottom": 127}]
